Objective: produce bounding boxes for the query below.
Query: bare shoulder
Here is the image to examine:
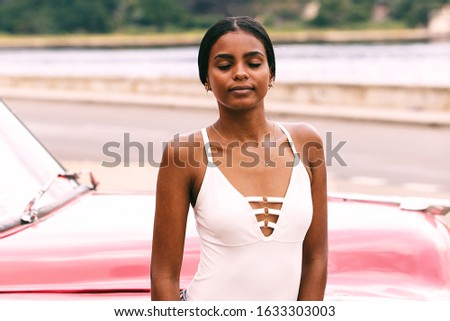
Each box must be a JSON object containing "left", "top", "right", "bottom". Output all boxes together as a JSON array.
[
  {"left": 158, "top": 129, "right": 206, "bottom": 205},
  {"left": 279, "top": 122, "right": 325, "bottom": 180},
  {"left": 280, "top": 122, "right": 323, "bottom": 146},
  {"left": 162, "top": 130, "right": 205, "bottom": 168}
]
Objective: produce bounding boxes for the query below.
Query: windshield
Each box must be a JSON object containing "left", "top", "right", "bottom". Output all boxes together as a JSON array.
[{"left": 0, "top": 101, "right": 77, "bottom": 222}]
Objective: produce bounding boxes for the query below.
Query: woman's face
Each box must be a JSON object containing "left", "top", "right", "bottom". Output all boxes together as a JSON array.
[{"left": 207, "top": 30, "right": 272, "bottom": 111}]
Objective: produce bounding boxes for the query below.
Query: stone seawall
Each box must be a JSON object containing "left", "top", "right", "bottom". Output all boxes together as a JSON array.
[
  {"left": 271, "top": 82, "right": 450, "bottom": 112},
  {"left": 1, "top": 76, "right": 449, "bottom": 112}
]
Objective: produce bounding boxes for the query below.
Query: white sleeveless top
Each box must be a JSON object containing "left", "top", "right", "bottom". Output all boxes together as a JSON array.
[{"left": 186, "top": 123, "right": 313, "bottom": 300}]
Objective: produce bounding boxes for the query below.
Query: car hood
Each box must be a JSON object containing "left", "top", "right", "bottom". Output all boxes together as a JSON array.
[
  {"left": 1, "top": 193, "right": 449, "bottom": 300},
  {"left": 0, "top": 191, "right": 199, "bottom": 293},
  {"left": 325, "top": 198, "right": 450, "bottom": 300}
]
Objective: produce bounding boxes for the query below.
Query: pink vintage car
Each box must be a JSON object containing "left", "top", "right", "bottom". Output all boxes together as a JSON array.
[{"left": 1, "top": 100, "right": 450, "bottom": 300}]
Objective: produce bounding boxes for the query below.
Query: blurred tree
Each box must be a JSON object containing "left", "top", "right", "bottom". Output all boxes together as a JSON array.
[
  {"left": 389, "top": 0, "right": 449, "bottom": 27},
  {"left": 0, "top": 0, "right": 42, "bottom": 33},
  {"left": 1, "top": 0, "right": 449, "bottom": 34},
  {"left": 348, "top": 0, "right": 374, "bottom": 22},
  {"left": 187, "top": 0, "right": 253, "bottom": 16},
  {"left": 0, "top": 0, "right": 118, "bottom": 33},
  {"left": 131, "top": 0, "right": 188, "bottom": 30},
  {"left": 45, "top": 0, "right": 118, "bottom": 33},
  {"left": 309, "top": 0, "right": 349, "bottom": 27},
  {"left": 189, "top": 0, "right": 217, "bottom": 14},
  {"left": 309, "top": 0, "right": 373, "bottom": 27},
  {"left": 110, "top": 0, "right": 137, "bottom": 31}
]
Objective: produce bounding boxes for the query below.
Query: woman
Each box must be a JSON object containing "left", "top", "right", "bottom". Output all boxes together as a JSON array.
[{"left": 150, "top": 16, "right": 328, "bottom": 301}]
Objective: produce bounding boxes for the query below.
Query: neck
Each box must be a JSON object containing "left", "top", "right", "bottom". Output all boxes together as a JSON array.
[{"left": 215, "top": 108, "right": 273, "bottom": 142}]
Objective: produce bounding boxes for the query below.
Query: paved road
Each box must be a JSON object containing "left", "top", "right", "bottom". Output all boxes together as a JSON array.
[{"left": 5, "top": 98, "right": 450, "bottom": 200}]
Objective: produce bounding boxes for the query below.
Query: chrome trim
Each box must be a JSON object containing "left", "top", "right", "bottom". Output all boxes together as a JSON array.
[{"left": 328, "top": 192, "right": 450, "bottom": 215}]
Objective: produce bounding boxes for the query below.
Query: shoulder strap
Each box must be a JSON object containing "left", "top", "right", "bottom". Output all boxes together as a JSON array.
[
  {"left": 201, "top": 128, "right": 214, "bottom": 165},
  {"left": 275, "top": 122, "right": 299, "bottom": 159}
]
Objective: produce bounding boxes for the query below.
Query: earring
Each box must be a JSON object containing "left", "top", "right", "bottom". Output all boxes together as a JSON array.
[
  {"left": 205, "top": 83, "right": 211, "bottom": 92},
  {"left": 268, "top": 81, "right": 274, "bottom": 89}
]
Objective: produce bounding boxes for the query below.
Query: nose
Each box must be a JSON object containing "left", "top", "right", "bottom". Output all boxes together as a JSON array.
[{"left": 233, "top": 63, "right": 248, "bottom": 81}]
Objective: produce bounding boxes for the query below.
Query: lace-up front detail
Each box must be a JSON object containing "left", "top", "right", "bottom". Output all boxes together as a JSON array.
[{"left": 246, "top": 196, "right": 283, "bottom": 236}]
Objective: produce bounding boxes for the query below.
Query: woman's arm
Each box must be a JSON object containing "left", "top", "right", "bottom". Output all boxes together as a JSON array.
[
  {"left": 150, "top": 137, "right": 194, "bottom": 300},
  {"left": 295, "top": 124, "right": 328, "bottom": 301}
]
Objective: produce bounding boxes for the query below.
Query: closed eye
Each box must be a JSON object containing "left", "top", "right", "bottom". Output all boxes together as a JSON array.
[
  {"left": 217, "top": 64, "right": 232, "bottom": 70},
  {"left": 248, "top": 62, "right": 262, "bottom": 68}
]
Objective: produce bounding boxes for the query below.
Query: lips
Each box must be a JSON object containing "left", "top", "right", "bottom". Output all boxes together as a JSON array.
[{"left": 229, "top": 85, "right": 254, "bottom": 92}]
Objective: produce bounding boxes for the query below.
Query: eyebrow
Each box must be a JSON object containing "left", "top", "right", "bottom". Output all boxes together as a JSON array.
[{"left": 213, "top": 51, "right": 265, "bottom": 60}]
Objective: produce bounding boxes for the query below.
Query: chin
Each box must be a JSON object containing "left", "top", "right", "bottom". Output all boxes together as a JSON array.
[{"left": 220, "top": 98, "right": 264, "bottom": 111}]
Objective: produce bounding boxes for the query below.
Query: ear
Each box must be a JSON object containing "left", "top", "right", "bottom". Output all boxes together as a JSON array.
[{"left": 268, "top": 74, "right": 275, "bottom": 87}]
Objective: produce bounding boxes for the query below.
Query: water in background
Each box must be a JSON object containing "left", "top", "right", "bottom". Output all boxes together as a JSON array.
[{"left": 1, "top": 42, "right": 450, "bottom": 86}]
